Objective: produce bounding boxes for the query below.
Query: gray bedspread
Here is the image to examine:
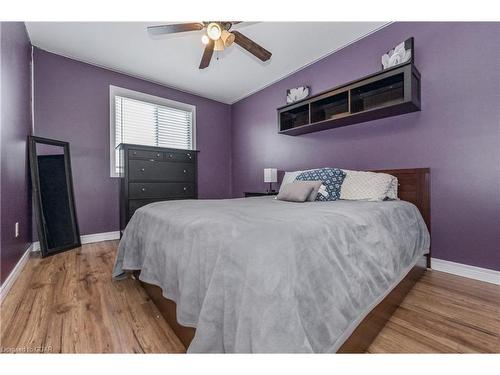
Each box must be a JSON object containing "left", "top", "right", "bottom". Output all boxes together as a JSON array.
[{"left": 113, "top": 197, "right": 429, "bottom": 353}]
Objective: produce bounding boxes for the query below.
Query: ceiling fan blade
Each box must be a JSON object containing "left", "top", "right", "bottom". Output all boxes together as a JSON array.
[
  {"left": 148, "top": 23, "right": 204, "bottom": 35},
  {"left": 199, "top": 40, "right": 214, "bottom": 69},
  {"left": 232, "top": 31, "right": 272, "bottom": 62},
  {"left": 229, "top": 21, "right": 260, "bottom": 30}
]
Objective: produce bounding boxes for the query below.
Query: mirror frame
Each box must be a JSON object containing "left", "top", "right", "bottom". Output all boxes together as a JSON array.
[{"left": 29, "top": 136, "right": 81, "bottom": 257}]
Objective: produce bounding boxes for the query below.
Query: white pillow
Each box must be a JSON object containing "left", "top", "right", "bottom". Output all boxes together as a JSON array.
[
  {"left": 386, "top": 178, "right": 398, "bottom": 200},
  {"left": 340, "top": 170, "right": 398, "bottom": 201}
]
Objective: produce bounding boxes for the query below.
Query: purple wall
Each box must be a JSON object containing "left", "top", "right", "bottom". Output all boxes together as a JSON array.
[
  {"left": 231, "top": 22, "right": 500, "bottom": 271},
  {"left": 34, "top": 48, "right": 232, "bottom": 236},
  {"left": 0, "top": 22, "right": 32, "bottom": 284}
]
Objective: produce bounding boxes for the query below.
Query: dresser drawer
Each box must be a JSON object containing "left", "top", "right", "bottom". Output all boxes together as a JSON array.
[
  {"left": 165, "top": 150, "right": 196, "bottom": 162},
  {"left": 128, "top": 149, "right": 164, "bottom": 160},
  {"left": 128, "top": 199, "right": 164, "bottom": 216},
  {"left": 128, "top": 197, "right": 195, "bottom": 219},
  {"left": 129, "top": 182, "right": 195, "bottom": 199},
  {"left": 129, "top": 160, "right": 195, "bottom": 181}
]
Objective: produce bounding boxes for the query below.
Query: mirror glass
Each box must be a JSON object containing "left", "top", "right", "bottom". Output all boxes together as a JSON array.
[{"left": 30, "top": 137, "right": 80, "bottom": 256}]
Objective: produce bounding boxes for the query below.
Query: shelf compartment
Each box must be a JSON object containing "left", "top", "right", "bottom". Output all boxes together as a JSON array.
[
  {"left": 350, "top": 73, "right": 404, "bottom": 113},
  {"left": 310, "top": 91, "right": 349, "bottom": 123},
  {"left": 279, "top": 103, "right": 310, "bottom": 130}
]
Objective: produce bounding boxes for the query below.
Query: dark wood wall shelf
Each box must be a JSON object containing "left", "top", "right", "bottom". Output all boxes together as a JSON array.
[{"left": 277, "top": 63, "right": 421, "bottom": 136}]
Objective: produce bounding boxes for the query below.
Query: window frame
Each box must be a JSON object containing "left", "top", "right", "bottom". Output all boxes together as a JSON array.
[{"left": 109, "top": 85, "right": 196, "bottom": 177}]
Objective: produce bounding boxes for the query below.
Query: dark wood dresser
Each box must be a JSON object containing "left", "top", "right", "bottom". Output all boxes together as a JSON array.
[{"left": 118, "top": 144, "right": 198, "bottom": 233}]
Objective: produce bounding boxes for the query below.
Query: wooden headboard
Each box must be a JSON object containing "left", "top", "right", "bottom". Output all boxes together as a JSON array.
[{"left": 373, "top": 168, "right": 430, "bottom": 267}]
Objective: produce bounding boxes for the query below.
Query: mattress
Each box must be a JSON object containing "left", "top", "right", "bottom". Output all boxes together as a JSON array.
[{"left": 113, "top": 196, "right": 430, "bottom": 353}]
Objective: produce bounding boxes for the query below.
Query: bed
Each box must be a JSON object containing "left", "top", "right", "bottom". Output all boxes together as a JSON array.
[{"left": 113, "top": 168, "right": 430, "bottom": 353}]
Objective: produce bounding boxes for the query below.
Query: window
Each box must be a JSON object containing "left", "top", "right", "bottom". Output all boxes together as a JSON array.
[{"left": 109, "top": 86, "right": 196, "bottom": 177}]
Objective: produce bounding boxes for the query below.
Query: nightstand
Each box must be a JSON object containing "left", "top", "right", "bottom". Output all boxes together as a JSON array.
[{"left": 244, "top": 191, "right": 278, "bottom": 197}]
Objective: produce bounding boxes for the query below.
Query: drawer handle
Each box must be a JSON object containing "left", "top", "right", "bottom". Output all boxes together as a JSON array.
[
  {"left": 183, "top": 187, "right": 187, "bottom": 191},
  {"left": 141, "top": 188, "right": 146, "bottom": 192},
  {"left": 133, "top": 151, "right": 137, "bottom": 155},
  {"left": 140, "top": 168, "right": 145, "bottom": 172},
  {"left": 156, "top": 153, "right": 160, "bottom": 157},
  {"left": 169, "top": 154, "right": 173, "bottom": 158},
  {"left": 187, "top": 153, "right": 191, "bottom": 158},
  {"left": 183, "top": 169, "right": 187, "bottom": 173}
]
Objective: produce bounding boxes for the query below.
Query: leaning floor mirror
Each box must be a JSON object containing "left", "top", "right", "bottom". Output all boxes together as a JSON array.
[{"left": 29, "top": 136, "right": 80, "bottom": 257}]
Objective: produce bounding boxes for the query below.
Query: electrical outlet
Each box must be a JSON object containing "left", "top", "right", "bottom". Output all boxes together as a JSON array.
[{"left": 15, "top": 222, "right": 19, "bottom": 238}]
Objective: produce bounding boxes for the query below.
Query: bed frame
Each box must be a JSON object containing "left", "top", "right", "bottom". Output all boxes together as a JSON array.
[{"left": 139, "top": 168, "right": 431, "bottom": 352}]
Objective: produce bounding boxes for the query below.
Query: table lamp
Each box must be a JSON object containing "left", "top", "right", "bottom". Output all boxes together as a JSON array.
[{"left": 264, "top": 168, "right": 278, "bottom": 192}]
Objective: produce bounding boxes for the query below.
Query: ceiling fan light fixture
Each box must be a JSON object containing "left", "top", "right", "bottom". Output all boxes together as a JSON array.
[
  {"left": 206, "top": 22, "right": 222, "bottom": 40},
  {"left": 214, "top": 38, "right": 225, "bottom": 52},
  {"left": 201, "top": 34, "right": 209, "bottom": 45},
  {"left": 221, "top": 30, "right": 235, "bottom": 47}
]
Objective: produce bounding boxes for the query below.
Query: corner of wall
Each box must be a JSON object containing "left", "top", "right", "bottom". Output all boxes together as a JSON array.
[
  {"left": 0, "top": 22, "right": 34, "bottom": 286},
  {"left": 228, "top": 103, "right": 233, "bottom": 198}
]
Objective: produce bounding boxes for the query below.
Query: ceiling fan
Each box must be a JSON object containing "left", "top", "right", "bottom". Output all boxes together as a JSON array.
[{"left": 147, "top": 22, "right": 272, "bottom": 69}]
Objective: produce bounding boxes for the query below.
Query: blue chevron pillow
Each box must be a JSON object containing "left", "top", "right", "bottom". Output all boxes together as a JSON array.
[{"left": 295, "top": 168, "right": 346, "bottom": 201}]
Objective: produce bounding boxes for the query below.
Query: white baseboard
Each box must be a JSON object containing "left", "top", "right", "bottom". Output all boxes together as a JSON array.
[
  {"left": 31, "top": 230, "right": 120, "bottom": 252},
  {"left": 431, "top": 258, "right": 500, "bottom": 285},
  {"left": 0, "top": 243, "right": 33, "bottom": 303},
  {"left": 80, "top": 231, "right": 121, "bottom": 244}
]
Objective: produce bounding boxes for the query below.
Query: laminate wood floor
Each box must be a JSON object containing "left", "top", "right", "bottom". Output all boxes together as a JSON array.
[
  {"left": 0, "top": 241, "right": 184, "bottom": 353},
  {"left": 1, "top": 241, "right": 498, "bottom": 353}
]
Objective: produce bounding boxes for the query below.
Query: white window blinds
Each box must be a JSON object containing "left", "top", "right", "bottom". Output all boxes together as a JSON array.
[{"left": 113, "top": 95, "right": 194, "bottom": 174}]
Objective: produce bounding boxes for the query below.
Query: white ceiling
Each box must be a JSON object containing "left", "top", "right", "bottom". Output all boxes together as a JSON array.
[{"left": 26, "top": 22, "right": 388, "bottom": 104}]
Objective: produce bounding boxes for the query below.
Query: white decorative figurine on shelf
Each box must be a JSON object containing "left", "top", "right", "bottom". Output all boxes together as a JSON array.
[
  {"left": 286, "top": 86, "right": 310, "bottom": 104},
  {"left": 381, "top": 37, "right": 414, "bottom": 70}
]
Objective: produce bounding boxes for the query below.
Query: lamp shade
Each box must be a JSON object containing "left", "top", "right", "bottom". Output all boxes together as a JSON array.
[
  {"left": 214, "top": 38, "right": 225, "bottom": 51},
  {"left": 264, "top": 168, "right": 277, "bottom": 183}
]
